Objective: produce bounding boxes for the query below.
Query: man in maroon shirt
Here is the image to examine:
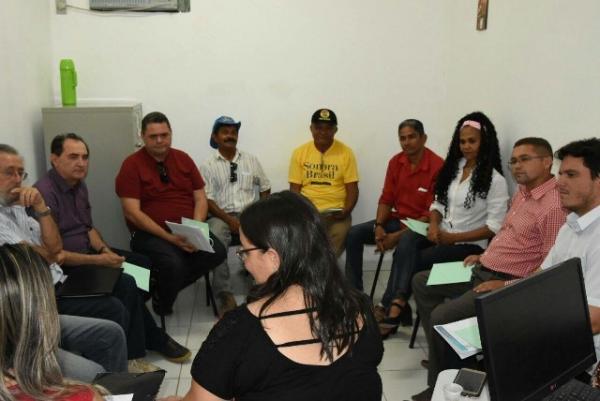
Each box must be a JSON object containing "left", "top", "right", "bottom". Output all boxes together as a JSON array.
[
  {"left": 115, "top": 112, "right": 226, "bottom": 315},
  {"left": 344, "top": 119, "right": 444, "bottom": 302}
]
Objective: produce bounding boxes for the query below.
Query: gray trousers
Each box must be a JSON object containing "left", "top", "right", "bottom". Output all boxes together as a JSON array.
[
  {"left": 59, "top": 314, "right": 128, "bottom": 380},
  {"left": 412, "top": 265, "right": 513, "bottom": 386},
  {"left": 57, "top": 349, "right": 103, "bottom": 383},
  {"left": 207, "top": 216, "right": 235, "bottom": 295}
]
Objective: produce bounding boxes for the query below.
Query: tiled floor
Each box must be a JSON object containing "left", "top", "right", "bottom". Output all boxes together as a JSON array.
[{"left": 148, "top": 252, "right": 429, "bottom": 401}]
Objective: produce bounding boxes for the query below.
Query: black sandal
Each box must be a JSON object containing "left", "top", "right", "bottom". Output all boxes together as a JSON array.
[{"left": 379, "top": 302, "right": 413, "bottom": 328}]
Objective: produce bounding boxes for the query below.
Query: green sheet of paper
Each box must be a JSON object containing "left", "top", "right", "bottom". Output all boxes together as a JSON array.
[
  {"left": 426, "top": 261, "right": 473, "bottom": 285},
  {"left": 122, "top": 262, "right": 150, "bottom": 292},
  {"left": 401, "top": 218, "right": 429, "bottom": 237},
  {"left": 181, "top": 217, "right": 210, "bottom": 240},
  {"left": 455, "top": 324, "right": 482, "bottom": 349}
]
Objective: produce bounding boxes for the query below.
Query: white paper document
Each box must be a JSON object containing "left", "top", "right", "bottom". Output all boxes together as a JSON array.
[
  {"left": 433, "top": 316, "right": 482, "bottom": 359},
  {"left": 104, "top": 394, "right": 133, "bottom": 401},
  {"left": 166, "top": 221, "right": 215, "bottom": 253},
  {"left": 181, "top": 217, "right": 211, "bottom": 240}
]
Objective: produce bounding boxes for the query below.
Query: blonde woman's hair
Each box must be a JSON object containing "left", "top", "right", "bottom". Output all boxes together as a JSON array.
[{"left": 0, "top": 244, "right": 82, "bottom": 401}]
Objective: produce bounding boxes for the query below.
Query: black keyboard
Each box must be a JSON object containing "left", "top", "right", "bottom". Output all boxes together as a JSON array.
[{"left": 544, "top": 380, "right": 600, "bottom": 401}]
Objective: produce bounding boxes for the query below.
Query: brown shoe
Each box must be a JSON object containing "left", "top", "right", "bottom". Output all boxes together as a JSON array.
[
  {"left": 217, "top": 291, "right": 237, "bottom": 318},
  {"left": 128, "top": 358, "right": 160, "bottom": 373},
  {"left": 374, "top": 304, "right": 386, "bottom": 323}
]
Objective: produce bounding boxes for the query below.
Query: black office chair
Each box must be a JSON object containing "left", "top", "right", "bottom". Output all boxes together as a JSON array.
[
  {"left": 203, "top": 273, "right": 218, "bottom": 318},
  {"left": 369, "top": 252, "right": 386, "bottom": 300},
  {"left": 229, "top": 233, "right": 241, "bottom": 249},
  {"left": 409, "top": 312, "right": 420, "bottom": 348},
  {"left": 151, "top": 267, "right": 218, "bottom": 330}
]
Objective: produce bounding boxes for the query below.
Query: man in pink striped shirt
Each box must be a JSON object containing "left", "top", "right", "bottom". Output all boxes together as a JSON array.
[{"left": 411, "top": 137, "right": 567, "bottom": 401}]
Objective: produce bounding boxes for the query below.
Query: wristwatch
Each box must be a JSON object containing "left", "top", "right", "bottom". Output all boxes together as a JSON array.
[
  {"left": 34, "top": 206, "right": 52, "bottom": 219},
  {"left": 373, "top": 222, "right": 383, "bottom": 232}
]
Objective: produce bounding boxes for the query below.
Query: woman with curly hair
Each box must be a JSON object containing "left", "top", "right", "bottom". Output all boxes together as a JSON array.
[{"left": 379, "top": 111, "right": 509, "bottom": 337}]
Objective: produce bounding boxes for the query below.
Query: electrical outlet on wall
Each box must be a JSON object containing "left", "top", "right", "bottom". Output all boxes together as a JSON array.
[{"left": 56, "top": 0, "right": 67, "bottom": 14}]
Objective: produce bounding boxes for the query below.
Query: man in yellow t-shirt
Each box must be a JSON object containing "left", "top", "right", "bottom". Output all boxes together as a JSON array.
[{"left": 288, "top": 108, "right": 359, "bottom": 257}]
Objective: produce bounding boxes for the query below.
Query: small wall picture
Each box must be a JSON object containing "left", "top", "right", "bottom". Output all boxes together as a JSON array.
[{"left": 477, "top": 0, "right": 489, "bottom": 31}]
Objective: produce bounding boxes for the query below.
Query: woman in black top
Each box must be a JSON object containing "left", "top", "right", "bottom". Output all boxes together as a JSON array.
[{"left": 174, "top": 191, "right": 383, "bottom": 401}]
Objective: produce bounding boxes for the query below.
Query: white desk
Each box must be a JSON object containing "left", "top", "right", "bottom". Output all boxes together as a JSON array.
[{"left": 432, "top": 369, "right": 490, "bottom": 401}]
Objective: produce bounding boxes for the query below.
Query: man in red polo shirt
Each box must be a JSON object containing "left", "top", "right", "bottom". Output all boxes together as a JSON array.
[
  {"left": 115, "top": 112, "right": 226, "bottom": 315},
  {"left": 344, "top": 119, "right": 444, "bottom": 304}
]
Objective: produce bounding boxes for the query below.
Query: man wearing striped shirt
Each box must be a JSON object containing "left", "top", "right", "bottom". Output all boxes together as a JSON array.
[
  {"left": 411, "top": 137, "right": 568, "bottom": 401},
  {"left": 201, "top": 116, "right": 271, "bottom": 315}
]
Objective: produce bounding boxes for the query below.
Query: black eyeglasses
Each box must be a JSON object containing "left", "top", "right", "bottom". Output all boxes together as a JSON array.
[
  {"left": 157, "top": 162, "right": 169, "bottom": 184},
  {"left": 230, "top": 162, "right": 238, "bottom": 183},
  {"left": 236, "top": 246, "right": 263, "bottom": 261}
]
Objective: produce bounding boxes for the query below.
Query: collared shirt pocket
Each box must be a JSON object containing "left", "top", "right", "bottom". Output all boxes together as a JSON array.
[{"left": 238, "top": 170, "right": 254, "bottom": 190}]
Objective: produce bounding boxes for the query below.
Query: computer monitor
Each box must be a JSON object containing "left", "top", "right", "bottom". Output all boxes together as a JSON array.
[{"left": 475, "top": 258, "right": 596, "bottom": 401}]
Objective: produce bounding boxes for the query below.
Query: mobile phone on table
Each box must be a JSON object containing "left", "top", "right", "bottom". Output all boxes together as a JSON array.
[{"left": 453, "top": 368, "right": 487, "bottom": 397}]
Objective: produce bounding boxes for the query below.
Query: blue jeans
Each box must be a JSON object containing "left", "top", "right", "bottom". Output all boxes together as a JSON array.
[
  {"left": 344, "top": 219, "right": 401, "bottom": 291},
  {"left": 380, "top": 230, "right": 433, "bottom": 307}
]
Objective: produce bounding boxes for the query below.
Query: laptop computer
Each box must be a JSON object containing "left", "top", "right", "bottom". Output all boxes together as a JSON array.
[
  {"left": 56, "top": 265, "right": 123, "bottom": 298},
  {"left": 94, "top": 370, "right": 166, "bottom": 401}
]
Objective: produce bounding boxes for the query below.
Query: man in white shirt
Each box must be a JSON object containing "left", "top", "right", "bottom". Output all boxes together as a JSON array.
[
  {"left": 201, "top": 116, "right": 271, "bottom": 315},
  {"left": 541, "top": 137, "right": 600, "bottom": 380}
]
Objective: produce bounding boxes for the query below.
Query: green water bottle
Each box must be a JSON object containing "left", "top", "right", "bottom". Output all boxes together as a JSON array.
[{"left": 60, "top": 59, "right": 77, "bottom": 106}]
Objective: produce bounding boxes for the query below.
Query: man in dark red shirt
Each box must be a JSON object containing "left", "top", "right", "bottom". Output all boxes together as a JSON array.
[
  {"left": 344, "top": 119, "right": 443, "bottom": 304},
  {"left": 115, "top": 112, "right": 226, "bottom": 315}
]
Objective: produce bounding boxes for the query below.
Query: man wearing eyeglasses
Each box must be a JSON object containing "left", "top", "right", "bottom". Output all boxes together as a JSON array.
[
  {"left": 200, "top": 116, "right": 271, "bottom": 316},
  {"left": 411, "top": 137, "right": 568, "bottom": 401},
  {"left": 0, "top": 144, "right": 61, "bottom": 261},
  {"left": 288, "top": 108, "right": 359, "bottom": 257},
  {"left": 115, "top": 111, "right": 227, "bottom": 316}
]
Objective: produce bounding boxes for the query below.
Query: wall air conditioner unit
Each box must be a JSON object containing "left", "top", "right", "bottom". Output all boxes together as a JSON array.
[{"left": 89, "top": 0, "right": 189, "bottom": 12}]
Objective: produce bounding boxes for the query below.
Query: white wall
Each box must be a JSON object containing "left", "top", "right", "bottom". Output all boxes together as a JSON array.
[
  {"left": 1, "top": 1, "right": 54, "bottom": 179},
  {"left": 47, "top": 0, "right": 600, "bottom": 225}
]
